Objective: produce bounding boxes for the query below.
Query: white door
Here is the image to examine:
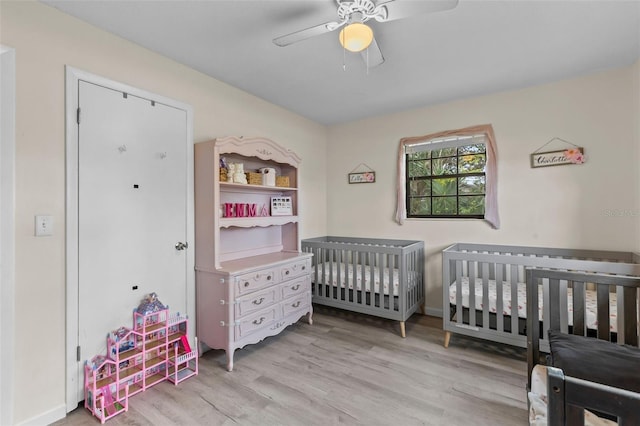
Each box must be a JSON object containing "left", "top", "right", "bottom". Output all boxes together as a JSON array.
[{"left": 75, "top": 81, "right": 188, "bottom": 401}]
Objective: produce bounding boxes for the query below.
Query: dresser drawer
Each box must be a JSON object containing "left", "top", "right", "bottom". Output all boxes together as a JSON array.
[
  {"left": 281, "top": 294, "right": 309, "bottom": 317},
  {"left": 280, "top": 276, "right": 310, "bottom": 300},
  {"left": 279, "top": 258, "right": 311, "bottom": 281},
  {"left": 236, "top": 308, "right": 277, "bottom": 340},
  {"left": 235, "top": 287, "right": 279, "bottom": 319},
  {"left": 235, "top": 269, "right": 276, "bottom": 295}
]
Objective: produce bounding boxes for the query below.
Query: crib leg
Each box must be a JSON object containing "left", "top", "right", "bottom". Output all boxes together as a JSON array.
[
  {"left": 400, "top": 321, "right": 406, "bottom": 338},
  {"left": 419, "top": 303, "right": 425, "bottom": 315},
  {"left": 444, "top": 331, "right": 451, "bottom": 348}
]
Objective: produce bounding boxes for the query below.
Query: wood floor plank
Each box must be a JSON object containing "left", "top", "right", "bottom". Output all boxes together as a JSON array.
[{"left": 54, "top": 306, "right": 528, "bottom": 425}]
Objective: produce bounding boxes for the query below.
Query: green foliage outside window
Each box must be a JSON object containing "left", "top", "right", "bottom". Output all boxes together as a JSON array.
[{"left": 407, "top": 143, "right": 486, "bottom": 218}]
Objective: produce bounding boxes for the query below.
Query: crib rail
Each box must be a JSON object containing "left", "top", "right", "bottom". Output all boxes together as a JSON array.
[
  {"left": 442, "top": 243, "right": 640, "bottom": 349},
  {"left": 526, "top": 269, "right": 640, "bottom": 385},
  {"left": 301, "top": 237, "right": 424, "bottom": 329}
]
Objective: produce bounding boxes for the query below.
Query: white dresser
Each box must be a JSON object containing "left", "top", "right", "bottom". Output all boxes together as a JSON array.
[{"left": 196, "top": 252, "right": 312, "bottom": 371}]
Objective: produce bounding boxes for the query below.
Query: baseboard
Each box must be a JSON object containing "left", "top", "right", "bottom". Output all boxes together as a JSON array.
[
  {"left": 424, "top": 307, "right": 443, "bottom": 318},
  {"left": 16, "top": 403, "right": 66, "bottom": 426}
]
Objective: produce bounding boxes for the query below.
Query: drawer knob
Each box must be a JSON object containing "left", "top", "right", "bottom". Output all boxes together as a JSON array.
[
  {"left": 252, "top": 297, "right": 265, "bottom": 305},
  {"left": 253, "top": 317, "right": 265, "bottom": 325},
  {"left": 292, "top": 301, "right": 301, "bottom": 308},
  {"left": 302, "top": 266, "right": 306, "bottom": 270},
  {"left": 291, "top": 284, "right": 300, "bottom": 291},
  {"left": 244, "top": 282, "right": 250, "bottom": 287},
  {"left": 285, "top": 270, "right": 290, "bottom": 275},
  {"left": 267, "top": 275, "right": 272, "bottom": 281}
]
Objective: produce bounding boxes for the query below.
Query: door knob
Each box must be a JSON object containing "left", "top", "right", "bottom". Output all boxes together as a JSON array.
[{"left": 175, "top": 242, "right": 188, "bottom": 250}]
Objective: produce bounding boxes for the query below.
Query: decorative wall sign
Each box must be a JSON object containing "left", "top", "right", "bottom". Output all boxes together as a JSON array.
[
  {"left": 348, "top": 162, "right": 376, "bottom": 184},
  {"left": 348, "top": 171, "right": 376, "bottom": 184},
  {"left": 270, "top": 196, "right": 292, "bottom": 216},
  {"left": 530, "top": 137, "right": 585, "bottom": 168},
  {"left": 530, "top": 148, "right": 585, "bottom": 168}
]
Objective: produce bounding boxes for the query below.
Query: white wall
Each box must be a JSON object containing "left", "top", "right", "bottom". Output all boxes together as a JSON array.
[
  {"left": 327, "top": 65, "right": 640, "bottom": 315},
  {"left": 0, "top": 2, "right": 327, "bottom": 423}
]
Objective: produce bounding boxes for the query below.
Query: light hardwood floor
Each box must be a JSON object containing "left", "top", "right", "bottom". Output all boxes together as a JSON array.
[{"left": 55, "top": 306, "right": 528, "bottom": 426}]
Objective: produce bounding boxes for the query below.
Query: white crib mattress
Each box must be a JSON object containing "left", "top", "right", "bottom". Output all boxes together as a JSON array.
[
  {"left": 312, "top": 262, "right": 400, "bottom": 296},
  {"left": 449, "top": 277, "right": 621, "bottom": 332}
]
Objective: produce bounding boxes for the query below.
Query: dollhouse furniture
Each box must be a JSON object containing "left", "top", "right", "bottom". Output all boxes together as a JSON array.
[
  {"left": 442, "top": 243, "right": 640, "bottom": 349},
  {"left": 526, "top": 268, "right": 640, "bottom": 425},
  {"left": 194, "top": 137, "right": 313, "bottom": 371},
  {"left": 301, "top": 236, "right": 424, "bottom": 337},
  {"left": 84, "top": 298, "right": 197, "bottom": 422}
]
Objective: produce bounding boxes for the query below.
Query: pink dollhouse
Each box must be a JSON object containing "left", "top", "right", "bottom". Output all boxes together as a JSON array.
[{"left": 84, "top": 294, "right": 198, "bottom": 423}]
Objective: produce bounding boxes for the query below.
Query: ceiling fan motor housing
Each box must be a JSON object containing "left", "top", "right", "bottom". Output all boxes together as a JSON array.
[{"left": 337, "top": 0, "right": 386, "bottom": 23}]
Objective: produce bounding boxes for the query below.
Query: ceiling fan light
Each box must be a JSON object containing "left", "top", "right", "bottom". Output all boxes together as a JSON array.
[{"left": 339, "top": 23, "right": 373, "bottom": 52}]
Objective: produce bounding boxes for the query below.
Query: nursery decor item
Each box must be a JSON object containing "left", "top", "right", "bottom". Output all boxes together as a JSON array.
[
  {"left": 271, "top": 196, "right": 293, "bottom": 216},
  {"left": 348, "top": 163, "right": 376, "bottom": 184},
  {"left": 275, "top": 176, "right": 290, "bottom": 187},
  {"left": 84, "top": 293, "right": 198, "bottom": 423},
  {"left": 245, "top": 171, "right": 262, "bottom": 185},
  {"left": 530, "top": 137, "right": 585, "bottom": 168},
  {"left": 259, "top": 167, "right": 276, "bottom": 186},
  {"left": 227, "top": 163, "right": 236, "bottom": 182},
  {"left": 233, "top": 163, "right": 248, "bottom": 184}
]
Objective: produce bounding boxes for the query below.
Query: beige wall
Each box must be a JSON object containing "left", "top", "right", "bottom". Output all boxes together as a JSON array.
[
  {"left": 327, "top": 65, "right": 640, "bottom": 315},
  {"left": 1, "top": 1, "right": 327, "bottom": 423}
]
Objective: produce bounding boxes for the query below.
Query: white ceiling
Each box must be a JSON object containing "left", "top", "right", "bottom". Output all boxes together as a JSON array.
[{"left": 42, "top": 0, "right": 640, "bottom": 125}]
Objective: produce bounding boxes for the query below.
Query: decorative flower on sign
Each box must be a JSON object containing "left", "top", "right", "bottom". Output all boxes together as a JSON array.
[{"left": 564, "top": 148, "right": 585, "bottom": 164}]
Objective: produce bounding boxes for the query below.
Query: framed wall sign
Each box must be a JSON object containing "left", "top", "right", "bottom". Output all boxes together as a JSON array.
[
  {"left": 270, "top": 196, "right": 292, "bottom": 216},
  {"left": 348, "top": 171, "right": 376, "bottom": 184}
]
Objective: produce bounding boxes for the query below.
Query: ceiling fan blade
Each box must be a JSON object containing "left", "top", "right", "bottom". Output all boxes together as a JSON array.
[
  {"left": 375, "top": 0, "right": 459, "bottom": 22},
  {"left": 361, "top": 37, "right": 385, "bottom": 68},
  {"left": 273, "top": 21, "right": 340, "bottom": 47}
]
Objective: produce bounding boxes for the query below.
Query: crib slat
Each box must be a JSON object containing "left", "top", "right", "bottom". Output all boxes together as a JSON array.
[
  {"left": 510, "top": 265, "right": 518, "bottom": 336},
  {"left": 559, "top": 280, "right": 569, "bottom": 334},
  {"left": 548, "top": 279, "right": 561, "bottom": 333},
  {"left": 456, "top": 261, "right": 463, "bottom": 326},
  {"left": 496, "top": 264, "right": 504, "bottom": 333},
  {"left": 372, "top": 253, "right": 377, "bottom": 306},
  {"left": 622, "top": 286, "right": 638, "bottom": 346},
  {"left": 572, "top": 281, "right": 586, "bottom": 336},
  {"left": 482, "top": 262, "right": 489, "bottom": 330},
  {"left": 469, "top": 261, "right": 476, "bottom": 328},
  {"left": 377, "top": 252, "right": 383, "bottom": 309},
  {"left": 542, "top": 278, "right": 550, "bottom": 344},
  {"left": 596, "top": 284, "right": 610, "bottom": 341},
  {"left": 320, "top": 247, "right": 326, "bottom": 298},
  {"left": 389, "top": 254, "right": 397, "bottom": 312}
]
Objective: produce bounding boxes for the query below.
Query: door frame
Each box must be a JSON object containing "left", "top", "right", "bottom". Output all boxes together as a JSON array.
[
  {"left": 1, "top": 44, "right": 16, "bottom": 426},
  {"left": 65, "top": 67, "right": 195, "bottom": 412}
]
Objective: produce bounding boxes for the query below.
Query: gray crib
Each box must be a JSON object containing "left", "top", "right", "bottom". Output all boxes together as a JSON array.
[
  {"left": 442, "top": 243, "right": 640, "bottom": 349},
  {"left": 301, "top": 236, "right": 425, "bottom": 337}
]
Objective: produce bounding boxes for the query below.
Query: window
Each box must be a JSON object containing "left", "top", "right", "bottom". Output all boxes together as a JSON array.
[
  {"left": 406, "top": 137, "right": 486, "bottom": 218},
  {"left": 395, "top": 124, "right": 499, "bottom": 228}
]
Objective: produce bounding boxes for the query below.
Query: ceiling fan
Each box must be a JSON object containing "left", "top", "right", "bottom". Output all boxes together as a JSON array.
[{"left": 273, "top": 0, "right": 459, "bottom": 68}]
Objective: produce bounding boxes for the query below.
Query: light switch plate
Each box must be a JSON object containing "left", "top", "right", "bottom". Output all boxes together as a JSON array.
[{"left": 35, "top": 215, "right": 53, "bottom": 236}]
